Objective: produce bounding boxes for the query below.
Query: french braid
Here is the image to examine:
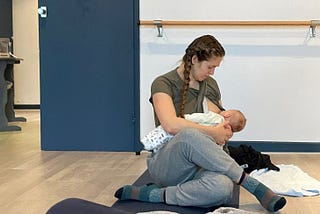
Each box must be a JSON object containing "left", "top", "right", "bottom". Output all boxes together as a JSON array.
[{"left": 179, "top": 35, "right": 225, "bottom": 118}]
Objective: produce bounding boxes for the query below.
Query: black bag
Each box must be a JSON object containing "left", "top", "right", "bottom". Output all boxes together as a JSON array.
[{"left": 228, "top": 144, "right": 280, "bottom": 173}]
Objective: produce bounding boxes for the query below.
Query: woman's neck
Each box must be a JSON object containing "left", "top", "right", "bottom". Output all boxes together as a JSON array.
[
  {"left": 177, "top": 63, "right": 199, "bottom": 90},
  {"left": 176, "top": 64, "right": 184, "bottom": 79}
]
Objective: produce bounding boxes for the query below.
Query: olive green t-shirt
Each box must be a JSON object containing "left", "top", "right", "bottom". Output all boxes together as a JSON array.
[{"left": 150, "top": 68, "right": 223, "bottom": 126}]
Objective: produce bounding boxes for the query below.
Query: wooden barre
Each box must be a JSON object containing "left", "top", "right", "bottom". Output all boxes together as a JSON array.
[
  {"left": 139, "top": 20, "right": 312, "bottom": 26},
  {"left": 140, "top": 20, "right": 319, "bottom": 37}
]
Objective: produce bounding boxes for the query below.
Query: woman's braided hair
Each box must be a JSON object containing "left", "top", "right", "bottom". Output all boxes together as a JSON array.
[{"left": 179, "top": 35, "right": 225, "bottom": 118}]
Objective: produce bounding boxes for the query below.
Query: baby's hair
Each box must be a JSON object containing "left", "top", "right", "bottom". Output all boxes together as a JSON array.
[
  {"left": 230, "top": 110, "right": 247, "bottom": 132},
  {"left": 179, "top": 35, "right": 225, "bottom": 117}
]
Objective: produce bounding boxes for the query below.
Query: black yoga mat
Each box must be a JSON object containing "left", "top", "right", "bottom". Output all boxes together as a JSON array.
[
  {"left": 46, "top": 198, "right": 131, "bottom": 214},
  {"left": 111, "top": 169, "right": 240, "bottom": 214}
]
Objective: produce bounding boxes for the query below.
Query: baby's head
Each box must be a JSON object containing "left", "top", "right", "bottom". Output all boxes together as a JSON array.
[{"left": 220, "top": 110, "right": 246, "bottom": 132}]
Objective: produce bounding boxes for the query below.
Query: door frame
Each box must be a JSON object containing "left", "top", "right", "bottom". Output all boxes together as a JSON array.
[{"left": 133, "top": 0, "right": 141, "bottom": 152}]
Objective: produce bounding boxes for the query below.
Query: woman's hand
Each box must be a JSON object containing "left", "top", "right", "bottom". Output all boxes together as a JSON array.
[{"left": 205, "top": 121, "right": 233, "bottom": 145}]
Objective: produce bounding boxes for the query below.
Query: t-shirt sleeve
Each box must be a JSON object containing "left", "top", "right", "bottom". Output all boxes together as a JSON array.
[{"left": 151, "top": 76, "right": 174, "bottom": 98}]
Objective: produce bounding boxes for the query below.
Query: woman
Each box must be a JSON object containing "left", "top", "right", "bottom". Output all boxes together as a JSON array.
[{"left": 115, "top": 35, "right": 286, "bottom": 212}]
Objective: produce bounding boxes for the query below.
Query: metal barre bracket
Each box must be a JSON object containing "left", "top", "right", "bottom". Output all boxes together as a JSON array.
[
  {"left": 153, "top": 20, "right": 163, "bottom": 37},
  {"left": 310, "top": 20, "right": 320, "bottom": 38}
]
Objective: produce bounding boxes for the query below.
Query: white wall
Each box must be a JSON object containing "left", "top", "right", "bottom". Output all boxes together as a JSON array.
[
  {"left": 140, "top": 0, "right": 320, "bottom": 21},
  {"left": 140, "top": 0, "right": 320, "bottom": 142},
  {"left": 12, "top": 0, "right": 40, "bottom": 104}
]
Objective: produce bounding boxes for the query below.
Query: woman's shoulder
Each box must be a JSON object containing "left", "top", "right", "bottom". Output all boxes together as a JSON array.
[
  {"left": 152, "top": 68, "right": 181, "bottom": 85},
  {"left": 155, "top": 68, "right": 179, "bottom": 80}
]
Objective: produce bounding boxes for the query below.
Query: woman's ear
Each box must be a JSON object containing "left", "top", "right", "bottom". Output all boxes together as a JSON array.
[
  {"left": 224, "top": 113, "right": 231, "bottom": 118},
  {"left": 191, "top": 55, "right": 198, "bottom": 65},
  {"left": 221, "top": 111, "right": 231, "bottom": 118}
]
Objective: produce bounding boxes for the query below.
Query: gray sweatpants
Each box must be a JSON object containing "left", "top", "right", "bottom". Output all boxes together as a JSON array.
[{"left": 147, "top": 127, "right": 244, "bottom": 207}]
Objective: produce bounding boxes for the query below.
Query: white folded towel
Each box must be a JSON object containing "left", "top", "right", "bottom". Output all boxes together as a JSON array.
[{"left": 250, "top": 164, "right": 320, "bottom": 196}]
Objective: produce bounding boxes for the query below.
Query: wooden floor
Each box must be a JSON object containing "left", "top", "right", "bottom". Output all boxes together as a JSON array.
[{"left": 0, "top": 110, "right": 319, "bottom": 214}]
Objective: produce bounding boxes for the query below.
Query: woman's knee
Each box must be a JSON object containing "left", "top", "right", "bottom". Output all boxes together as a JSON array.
[
  {"left": 176, "top": 128, "right": 220, "bottom": 154},
  {"left": 178, "top": 127, "right": 201, "bottom": 137},
  {"left": 217, "top": 177, "right": 234, "bottom": 202},
  {"left": 176, "top": 127, "right": 212, "bottom": 145},
  {"left": 201, "top": 175, "right": 234, "bottom": 205}
]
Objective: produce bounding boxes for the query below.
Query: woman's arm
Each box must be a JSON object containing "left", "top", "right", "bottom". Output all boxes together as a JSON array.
[{"left": 153, "top": 92, "right": 232, "bottom": 145}]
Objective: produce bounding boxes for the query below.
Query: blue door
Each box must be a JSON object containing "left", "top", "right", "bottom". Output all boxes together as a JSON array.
[{"left": 38, "top": 0, "right": 140, "bottom": 151}]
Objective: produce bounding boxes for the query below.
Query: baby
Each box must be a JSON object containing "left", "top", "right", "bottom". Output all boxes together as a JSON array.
[{"left": 141, "top": 109, "right": 246, "bottom": 152}]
